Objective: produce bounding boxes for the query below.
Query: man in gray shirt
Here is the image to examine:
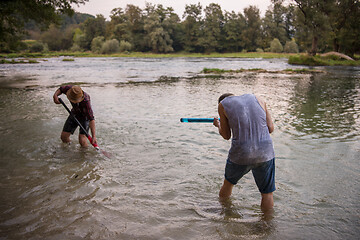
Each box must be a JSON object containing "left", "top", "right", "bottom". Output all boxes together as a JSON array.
[{"left": 213, "top": 93, "right": 275, "bottom": 212}]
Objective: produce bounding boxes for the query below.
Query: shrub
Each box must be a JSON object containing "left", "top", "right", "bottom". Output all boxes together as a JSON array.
[
  {"left": 70, "top": 44, "right": 83, "bottom": 52},
  {"left": 288, "top": 55, "right": 326, "bottom": 66},
  {"left": 100, "top": 39, "right": 120, "bottom": 54},
  {"left": 91, "top": 36, "right": 105, "bottom": 53},
  {"left": 18, "top": 41, "right": 29, "bottom": 51},
  {"left": 43, "top": 43, "right": 49, "bottom": 52},
  {"left": 270, "top": 38, "right": 283, "bottom": 53},
  {"left": 202, "top": 68, "right": 227, "bottom": 73},
  {"left": 284, "top": 40, "right": 299, "bottom": 53},
  {"left": 29, "top": 41, "right": 45, "bottom": 52},
  {"left": 256, "top": 48, "right": 264, "bottom": 53},
  {"left": 119, "top": 40, "right": 132, "bottom": 52},
  {"left": 322, "top": 54, "right": 341, "bottom": 61},
  {"left": 73, "top": 33, "right": 87, "bottom": 50}
]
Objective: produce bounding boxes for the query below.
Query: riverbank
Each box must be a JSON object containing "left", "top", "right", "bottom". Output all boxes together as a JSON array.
[
  {"left": 289, "top": 54, "right": 360, "bottom": 66},
  {"left": 0, "top": 51, "right": 293, "bottom": 59},
  {"left": 1, "top": 51, "right": 359, "bottom": 66}
]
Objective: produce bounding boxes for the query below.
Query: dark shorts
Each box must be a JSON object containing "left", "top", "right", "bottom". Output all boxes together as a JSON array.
[
  {"left": 225, "top": 158, "right": 276, "bottom": 194},
  {"left": 62, "top": 116, "right": 89, "bottom": 135}
]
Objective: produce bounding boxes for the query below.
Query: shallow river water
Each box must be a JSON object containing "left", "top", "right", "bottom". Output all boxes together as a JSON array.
[{"left": 0, "top": 57, "right": 359, "bottom": 239}]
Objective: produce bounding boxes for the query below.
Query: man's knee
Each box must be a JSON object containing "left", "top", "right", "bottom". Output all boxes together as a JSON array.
[
  {"left": 219, "top": 179, "right": 234, "bottom": 199},
  {"left": 61, "top": 132, "right": 71, "bottom": 143},
  {"left": 79, "top": 134, "right": 88, "bottom": 147}
]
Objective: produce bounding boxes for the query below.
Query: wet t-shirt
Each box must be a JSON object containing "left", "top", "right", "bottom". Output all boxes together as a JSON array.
[{"left": 221, "top": 94, "right": 275, "bottom": 165}]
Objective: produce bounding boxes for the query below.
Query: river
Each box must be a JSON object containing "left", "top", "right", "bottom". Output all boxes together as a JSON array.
[{"left": 0, "top": 57, "right": 359, "bottom": 239}]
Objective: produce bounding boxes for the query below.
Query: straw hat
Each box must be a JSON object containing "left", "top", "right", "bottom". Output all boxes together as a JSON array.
[{"left": 66, "top": 85, "right": 84, "bottom": 103}]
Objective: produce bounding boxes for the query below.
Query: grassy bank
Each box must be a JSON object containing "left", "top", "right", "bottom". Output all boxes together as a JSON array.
[
  {"left": 289, "top": 54, "right": 360, "bottom": 66},
  {"left": 0, "top": 51, "right": 294, "bottom": 59},
  {"left": 1, "top": 51, "right": 359, "bottom": 66}
]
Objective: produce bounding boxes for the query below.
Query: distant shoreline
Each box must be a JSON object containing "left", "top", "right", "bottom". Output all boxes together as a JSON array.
[
  {"left": 1, "top": 52, "right": 359, "bottom": 66},
  {"left": 0, "top": 51, "right": 294, "bottom": 59}
]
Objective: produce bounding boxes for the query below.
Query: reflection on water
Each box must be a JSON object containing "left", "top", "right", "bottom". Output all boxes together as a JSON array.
[
  {"left": 0, "top": 59, "right": 359, "bottom": 239},
  {"left": 289, "top": 69, "right": 360, "bottom": 140}
]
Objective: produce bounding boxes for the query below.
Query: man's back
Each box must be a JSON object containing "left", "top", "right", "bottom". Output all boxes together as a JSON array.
[{"left": 221, "top": 94, "right": 275, "bottom": 165}]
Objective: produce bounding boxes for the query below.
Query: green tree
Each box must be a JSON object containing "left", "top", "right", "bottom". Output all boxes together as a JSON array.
[
  {"left": 242, "top": 6, "right": 262, "bottom": 51},
  {"left": 72, "top": 28, "right": 87, "bottom": 50},
  {"left": 113, "top": 22, "right": 131, "bottom": 42},
  {"left": 322, "top": 0, "right": 360, "bottom": 56},
  {"left": 182, "top": 3, "right": 203, "bottom": 52},
  {"left": 60, "top": 12, "right": 94, "bottom": 30},
  {"left": 124, "top": 5, "right": 146, "bottom": 51},
  {"left": 23, "top": 12, "right": 93, "bottom": 50},
  {"left": 223, "top": 11, "right": 246, "bottom": 52},
  {"left": 106, "top": 7, "right": 133, "bottom": 43},
  {"left": 40, "top": 23, "right": 76, "bottom": 51},
  {"left": 0, "top": 0, "right": 88, "bottom": 52},
  {"left": 143, "top": 3, "right": 174, "bottom": 53},
  {"left": 40, "top": 24, "right": 64, "bottom": 51},
  {"left": 108, "top": 4, "right": 148, "bottom": 51},
  {"left": 293, "top": 0, "right": 330, "bottom": 55},
  {"left": 284, "top": 4, "right": 296, "bottom": 40},
  {"left": 199, "top": 3, "right": 224, "bottom": 53},
  {"left": 261, "top": 0, "right": 289, "bottom": 49},
  {"left": 336, "top": 1, "right": 360, "bottom": 57},
  {"left": 82, "top": 14, "right": 106, "bottom": 50},
  {"left": 163, "top": 9, "right": 182, "bottom": 52}
]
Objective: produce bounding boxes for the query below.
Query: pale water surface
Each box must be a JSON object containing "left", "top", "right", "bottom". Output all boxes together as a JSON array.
[{"left": 0, "top": 58, "right": 359, "bottom": 239}]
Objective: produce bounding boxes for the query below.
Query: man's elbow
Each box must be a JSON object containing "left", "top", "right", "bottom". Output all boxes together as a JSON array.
[
  {"left": 268, "top": 126, "right": 274, "bottom": 134},
  {"left": 223, "top": 135, "right": 231, "bottom": 140},
  {"left": 220, "top": 132, "right": 231, "bottom": 140}
]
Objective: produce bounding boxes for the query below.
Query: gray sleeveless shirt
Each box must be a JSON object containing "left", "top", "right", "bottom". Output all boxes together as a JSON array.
[{"left": 221, "top": 94, "right": 275, "bottom": 165}]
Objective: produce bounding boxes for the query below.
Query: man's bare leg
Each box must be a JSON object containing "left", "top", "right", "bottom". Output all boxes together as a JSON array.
[
  {"left": 79, "top": 134, "right": 88, "bottom": 147},
  {"left": 61, "top": 131, "right": 71, "bottom": 143},
  {"left": 261, "top": 192, "right": 274, "bottom": 212},
  {"left": 219, "top": 179, "right": 234, "bottom": 200}
]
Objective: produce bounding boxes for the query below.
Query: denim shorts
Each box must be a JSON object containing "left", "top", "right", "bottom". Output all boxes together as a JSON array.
[
  {"left": 224, "top": 158, "right": 275, "bottom": 194},
  {"left": 62, "top": 116, "right": 89, "bottom": 135}
]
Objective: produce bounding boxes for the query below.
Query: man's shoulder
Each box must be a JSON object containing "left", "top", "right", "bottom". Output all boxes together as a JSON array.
[
  {"left": 83, "top": 92, "right": 90, "bottom": 101},
  {"left": 254, "top": 95, "right": 264, "bottom": 103},
  {"left": 60, "top": 85, "right": 72, "bottom": 93},
  {"left": 254, "top": 95, "right": 266, "bottom": 110}
]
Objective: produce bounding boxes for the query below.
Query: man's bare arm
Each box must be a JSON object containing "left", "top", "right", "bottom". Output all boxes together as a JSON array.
[{"left": 214, "top": 103, "right": 231, "bottom": 140}]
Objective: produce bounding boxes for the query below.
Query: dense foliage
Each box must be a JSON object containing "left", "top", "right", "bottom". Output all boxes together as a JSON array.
[
  {"left": 1, "top": 0, "right": 359, "bottom": 57},
  {"left": 0, "top": 0, "right": 88, "bottom": 52}
]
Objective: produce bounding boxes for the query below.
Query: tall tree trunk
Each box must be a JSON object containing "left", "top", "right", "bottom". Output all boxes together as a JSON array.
[
  {"left": 310, "top": 35, "right": 318, "bottom": 56},
  {"left": 333, "top": 38, "right": 340, "bottom": 52}
]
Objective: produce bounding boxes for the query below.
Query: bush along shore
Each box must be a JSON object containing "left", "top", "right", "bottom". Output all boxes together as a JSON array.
[
  {"left": 0, "top": 52, "right": 359, "bottom": 66},
  {"left": 288, "top": 54, "right": 360, "bottom": 66}
]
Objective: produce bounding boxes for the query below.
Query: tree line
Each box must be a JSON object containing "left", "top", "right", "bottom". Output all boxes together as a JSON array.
[{"left": 1, "top": 0, "right": 359, "bottom": 57}]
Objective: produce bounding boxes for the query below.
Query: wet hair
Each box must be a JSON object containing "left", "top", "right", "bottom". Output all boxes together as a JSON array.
[{"left": 218, "top": 93, "right": 234, "bottom": 103}]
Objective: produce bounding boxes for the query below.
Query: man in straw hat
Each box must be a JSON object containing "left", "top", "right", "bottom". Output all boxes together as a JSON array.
[{"left": 53, "top": 85, "right": 97, "bottom": 147}]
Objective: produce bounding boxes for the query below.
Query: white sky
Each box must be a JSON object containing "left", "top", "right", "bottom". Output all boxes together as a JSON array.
[{"left": 73, "top": 0, "right": 272, "bottom": 20}]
